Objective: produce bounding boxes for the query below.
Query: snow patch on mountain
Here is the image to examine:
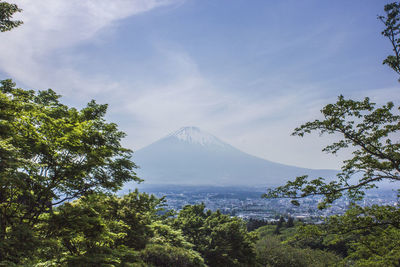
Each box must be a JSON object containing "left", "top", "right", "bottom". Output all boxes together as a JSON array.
[{"left": 167, "top": 126, "right": 228, "bottom": 147}]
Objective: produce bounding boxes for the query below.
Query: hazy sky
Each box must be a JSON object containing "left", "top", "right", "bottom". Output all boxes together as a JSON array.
[{"left": 1, "top": 0, "right": 399, "bottom": 169}]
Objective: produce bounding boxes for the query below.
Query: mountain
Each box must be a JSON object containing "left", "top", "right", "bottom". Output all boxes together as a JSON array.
[{"left": 127, "top": 126, "right": 337, "bottom": 188}]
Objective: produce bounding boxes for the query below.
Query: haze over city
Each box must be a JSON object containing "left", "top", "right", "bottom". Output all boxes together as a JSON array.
[{"left": 0, "top": 0, "right": 398, "bottom": 170}]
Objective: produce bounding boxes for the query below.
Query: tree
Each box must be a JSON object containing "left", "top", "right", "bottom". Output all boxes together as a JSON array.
[
  {"left": 0, "top": 0, "right": 22, "bottom": 32},
  {"left": 39, "top": 191, "right": 164, "bottom": 266},
  {"left": 140, "top": 244, "right": 206, "bottom": 267},
  {"left": 40, "top": 191, "right": 210, "bottom": 267},
  {"left": 274, "top": 216, "right": 285, "bottom": 235},
  {"left": 0, "top": 80, "right": 140, "bottom": 262},
  {"left": 284, "top": 205, "right": 400, "bottom": 266},
  {"left": 325, "top": 205, "right": 400, "bottom": 266},
  {"left": 174, "top": 204, "right": 257, "bottom": 267},
  {"left": 264, "top": 95, "right": 400, "bottom": 208},
  {"left": 379, "top": 2, "right": 400, "bottom": 78},
  {"left": 255, "top": 234, "right": 340, "bottom": 267},
  {"left": 174, "top": 203, "right": 209, "bottom": 251},
  {"left": 262, "top": 2, "right": 400, "bottom": 265},
  {"left": 9, "top": 189, "right": 200, "bottom": 266},
  {"left": 287, "top": 216, "right": 295, "bottom": 228}
]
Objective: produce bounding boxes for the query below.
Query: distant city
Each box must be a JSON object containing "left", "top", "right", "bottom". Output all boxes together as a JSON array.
[{"left": 135, "top": 185, "right": 399, "bottom": 223}]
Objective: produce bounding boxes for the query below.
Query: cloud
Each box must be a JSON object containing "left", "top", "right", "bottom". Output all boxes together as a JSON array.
[
  {"left": 107, "top": 48, "right": 346, "bottom": 169},
  {"left": 1, "top": 1, "right": 395, "bottom": 171},
  {"left": 0, "top": 0, "right": 180, "bottom": 94},
  {"left": 118, "top": 46, "right": 400, "bottom": 170}
]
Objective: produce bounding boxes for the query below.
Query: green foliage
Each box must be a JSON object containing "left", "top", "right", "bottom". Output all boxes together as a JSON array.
[
  {"left": 0, "top": 80, "right": 140, "bottom": 263},
  {"left": 246, "top": 218, "right": 269, "bottom": 232},
  {"left": 175, "top": 204, "right": 257, "bottom": 267},
  {"left": 0, "top": 81, "right": 227, "bottom": 266},
  {"left": 255, "top": 234, "right": 340, "bottom": 267},
  {"left": 0, "top": 189, "right": 227, "bottom": 266},
  {"left": 175, "top": 203, "right": 209, "bottom": 249},
  {"left": 255, "top": 224, "right": 341, "bottom": 267},
  {"left": 327, "top": 205, "right": 400, "bottom": 266},
  {"left": 0, "top": 1, "right": 22, "bottom": 32},
  {"left": 0, "top": 79, "right": 140, "bottom": 218},
  {"left": 38, "top": 190, "right": 164, "bottom": 265},
  {"left": 106, "top": 190, "right": 162, "bottom": 250},
  {"left": 379, "top": 2, "right": 400, "bottom": 78},
  {"left": 0, "top": 223, "right": 40, "bottom": 264},
  {"left": 256, "top": 223, "right": 301, "bottom": 243},
  {"left": 149, "top": 221, "right": 193, "bottom": 249},
  {"left": 140, "top": 244, "right": 206, "bottom": 267},
  {"left": 285, "top": 205, "right": 400, "bottom": 266},
  {"left": 45, "top": 194, "right": 121, "bottom": 260}
]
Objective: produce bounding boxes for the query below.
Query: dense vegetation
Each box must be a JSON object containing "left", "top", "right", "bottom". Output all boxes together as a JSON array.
[
  {"left": 0, "top": 79, "right": 258, "bottom": 266},
  {"left": 0, "top": 1, "right": 399, "bottom": 266},
  {"left": 0, "top": 0, "right": 22, "bottom": 32}
]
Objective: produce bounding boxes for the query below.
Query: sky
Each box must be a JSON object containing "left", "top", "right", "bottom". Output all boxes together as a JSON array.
[{"left": 0, "top": 0, "right": 399, "bottom": 170}]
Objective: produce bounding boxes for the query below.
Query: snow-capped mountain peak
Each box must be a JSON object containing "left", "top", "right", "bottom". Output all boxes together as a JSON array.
[
  {"left": 127, "top": 127, "right": 338, "bottom": 187},
  {"left": 168, "top": 126, "right": 227, "bottom": 147}
]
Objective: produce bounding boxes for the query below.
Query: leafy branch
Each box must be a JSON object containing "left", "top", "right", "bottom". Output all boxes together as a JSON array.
[{"left": 264, "top": 96, "right": 400, "bottom": 209}]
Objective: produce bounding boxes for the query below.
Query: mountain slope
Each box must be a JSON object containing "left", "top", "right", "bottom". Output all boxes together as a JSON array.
[{"left": 129, "top": 127, "right": 337, "bottom": 187}]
